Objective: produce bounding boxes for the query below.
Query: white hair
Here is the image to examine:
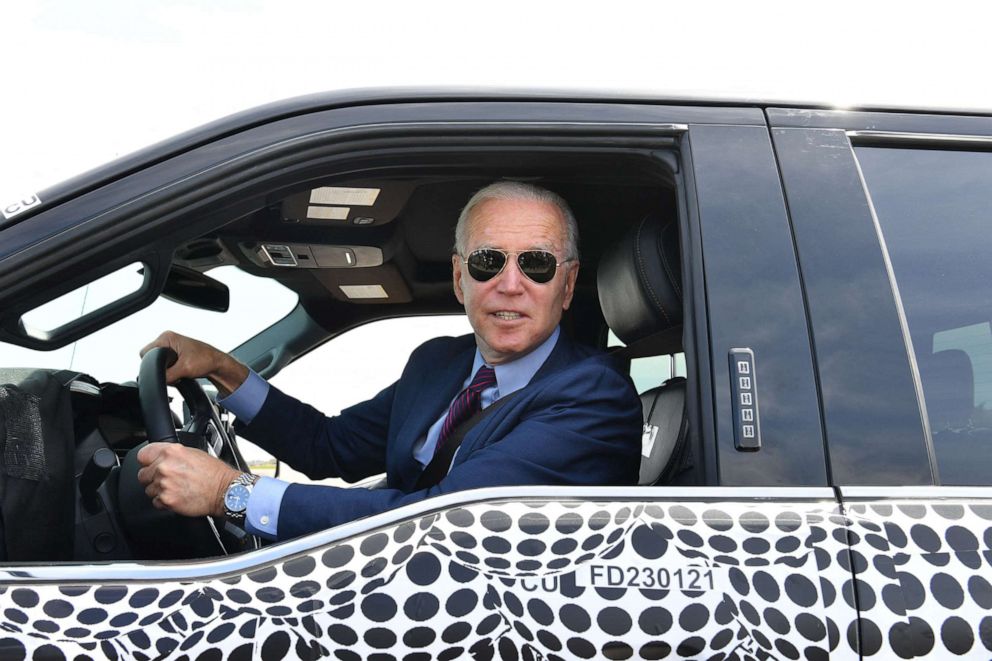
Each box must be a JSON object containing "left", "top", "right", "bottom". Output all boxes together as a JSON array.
[{"left": 454, "top": 181, "right": 580, "bottom": 260}]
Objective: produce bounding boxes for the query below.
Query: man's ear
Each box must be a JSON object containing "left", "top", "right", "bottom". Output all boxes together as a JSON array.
[
  {"left": 452, "top": 254, "right": 465, "bottom": 304},
  {"left": 561, "top": 261, "right": 579, "bottom": 310}
]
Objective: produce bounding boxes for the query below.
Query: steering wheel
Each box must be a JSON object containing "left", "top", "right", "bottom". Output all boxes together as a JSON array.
[{"left": 116, "top": 347, "right": 260, "bottom": 559}]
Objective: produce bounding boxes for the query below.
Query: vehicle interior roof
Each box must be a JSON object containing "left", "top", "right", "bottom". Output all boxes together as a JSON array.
[{"left": 172, "top": 149, "right": 679, "bottom": 350}]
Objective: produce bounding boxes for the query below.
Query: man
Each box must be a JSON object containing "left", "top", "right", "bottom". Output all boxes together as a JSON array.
[{"left": 137, "top": 182, "right": 642, "bottom": 541}]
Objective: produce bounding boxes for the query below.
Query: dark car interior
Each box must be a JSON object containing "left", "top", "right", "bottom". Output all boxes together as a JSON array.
[
  {"left": 0, "top": 146, "right": 695, "bottom": 563},
  {"left": 173, "top": 152, "right": 676, "bottom": 345}
]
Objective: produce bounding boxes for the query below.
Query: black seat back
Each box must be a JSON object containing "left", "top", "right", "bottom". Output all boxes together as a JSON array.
[
  {"left": 598, "top": 214, "right": 683, "bottom": 343},
  {"left": 598, "top": 213, "right": 687, "bottom": 485}
]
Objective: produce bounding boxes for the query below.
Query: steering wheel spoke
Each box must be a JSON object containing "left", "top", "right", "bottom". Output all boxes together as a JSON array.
[{"left": 116, "top": 347, "right": 262, "bottom": 559}]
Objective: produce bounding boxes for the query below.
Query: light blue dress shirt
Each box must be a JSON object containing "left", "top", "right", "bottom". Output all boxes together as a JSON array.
[{"left": 219, "top": 327, "right": 560, "bottom": 539}]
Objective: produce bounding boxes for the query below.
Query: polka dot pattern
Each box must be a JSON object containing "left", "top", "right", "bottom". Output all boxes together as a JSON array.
[
  {"left": 842, "top": 497, "right": 992, "bottom": 659},
  {"left": 0, "top": 495, "right": 987, "bottom": 658}
]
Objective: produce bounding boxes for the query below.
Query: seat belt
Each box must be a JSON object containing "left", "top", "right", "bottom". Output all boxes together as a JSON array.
[{"left": 415, "top": 390, "right": 521, "bottom": 490}]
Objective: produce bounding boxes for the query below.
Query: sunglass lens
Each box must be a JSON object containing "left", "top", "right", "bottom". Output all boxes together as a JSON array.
[
  {"left": 467, "top": 250, "right": 506, "bottom": 281},
  {"left": 518, "top": 251, "right": 557, "bottom": 283}
]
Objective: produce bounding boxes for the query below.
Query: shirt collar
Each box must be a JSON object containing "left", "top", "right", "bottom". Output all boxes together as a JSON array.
[{"left": 470, "top": 326, "right": 560, "bottom": 398}]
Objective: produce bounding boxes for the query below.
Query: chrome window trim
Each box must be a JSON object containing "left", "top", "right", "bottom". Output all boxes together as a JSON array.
[
  {"left": 848, "top": 145, "right": 939, "bottom": 483},
  {"left": 1, "top": 485, "right": 833, "bottom": 583},
  {"left": 423, "top": 121, "right": 689, "bottom": 132},
  {"left": 847, "top": 130, "right": 992, "bottom": 146},
  {"left": 840, "top": 485, "right": 992, "bottom": 499}
]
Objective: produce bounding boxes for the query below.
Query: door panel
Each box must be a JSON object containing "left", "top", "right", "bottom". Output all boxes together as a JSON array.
[
  {"left": 0, "top": 489, "right": 856, "bottom": 659},
  {"left": 687, "top": 124, "right": 825, "bottom": 486},
  {"left": 840, "top": 488, "right": 992, "bottom": 659},
  {"left": 770, "top": 127, "right": 933, "bottom": 485}
]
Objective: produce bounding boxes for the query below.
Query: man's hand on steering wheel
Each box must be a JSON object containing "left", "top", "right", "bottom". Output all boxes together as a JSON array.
[
  {"left": 123, "top": 334, "right": 262, "bottom": 557},
  {"left": 140, "top": 330, "right": 249, "bottom": 396},
  {"left": 137, "top": 330, "right": 248, "bottom": 518},
  {"left": 136, "top": 443, "right": 240, "bottom": 517}
]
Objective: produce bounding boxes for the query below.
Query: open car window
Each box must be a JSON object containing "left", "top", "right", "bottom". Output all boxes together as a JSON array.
[
  {"left": 607, "top": 329, "right": 685, "bottom": 393},
  {"left": 270, "top": 315, "right": 474, "bottom": 417},
  {"left": 246, "top": 315, "right": 474, "bottom": 483}
]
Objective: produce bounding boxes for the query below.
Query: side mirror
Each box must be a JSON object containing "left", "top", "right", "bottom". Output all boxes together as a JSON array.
[{"left": 160, "top": 265, "right": 230, "bottom": 312}]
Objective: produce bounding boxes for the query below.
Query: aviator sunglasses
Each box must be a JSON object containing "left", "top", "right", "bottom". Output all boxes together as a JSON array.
[{"left": 461, "top": 249, "right": 573, "bottom": 284}]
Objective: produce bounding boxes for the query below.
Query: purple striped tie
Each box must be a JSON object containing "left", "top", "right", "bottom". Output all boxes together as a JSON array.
[{"left": 433, "top": 365, "right": 497, "bottom": 459}]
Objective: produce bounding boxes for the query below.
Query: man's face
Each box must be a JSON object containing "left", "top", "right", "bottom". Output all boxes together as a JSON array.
[{"left": 453, "top": 197, "right": 579, "bottom": 365}]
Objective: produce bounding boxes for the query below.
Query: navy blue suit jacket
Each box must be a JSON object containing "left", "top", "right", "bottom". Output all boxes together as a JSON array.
[{"left": 238, "top": 332, "right": 642, "bottom": 540}]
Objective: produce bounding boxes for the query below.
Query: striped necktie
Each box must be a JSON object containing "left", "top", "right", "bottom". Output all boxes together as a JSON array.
[{"left": 432, "top": 365, "right": 497, "bottom": 459}]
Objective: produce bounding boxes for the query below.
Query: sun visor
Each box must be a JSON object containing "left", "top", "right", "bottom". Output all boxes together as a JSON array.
[
  {"left": 281, "top": 181, "right": 414, "bottom": 227},
  {"left": 311, "top": 265, "right": 412, "bottom": 304}
]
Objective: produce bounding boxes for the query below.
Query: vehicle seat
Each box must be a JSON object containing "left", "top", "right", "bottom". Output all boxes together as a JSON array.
[
  {"left": 638, "top": 376, "right": 688, "bottom": 485},
  {"left": 920, "top": 348, "right": 974, "bottom": 435},
  {"left": 921, "top": 348, "right": 985, "bottom": 483},
  {"left": 0, "top": 368, "right": 78, "bottom": 561},
  {"left": 598, "top": 212, "right": 688, "bottom": 485}
]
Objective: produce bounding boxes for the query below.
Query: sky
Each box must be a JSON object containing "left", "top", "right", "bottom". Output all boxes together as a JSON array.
[
  {"left": 1, "top": 0, "right": 989, "bottom": 466},
  {"left": 2, "top": 0, "right": 991, "bottom": 203}
]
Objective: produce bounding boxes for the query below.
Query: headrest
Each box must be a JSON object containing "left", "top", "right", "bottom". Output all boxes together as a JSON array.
[{"left": 597, "top": 213, "right": 682, "bottom": 346}]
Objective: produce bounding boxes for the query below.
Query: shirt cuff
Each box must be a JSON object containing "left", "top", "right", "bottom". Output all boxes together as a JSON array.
[
  {"left": 217, "top": 369, "right": 269, "bottom": 424},
  {"left": 245, "top": 476, "right": 289, "bottom": 539}
]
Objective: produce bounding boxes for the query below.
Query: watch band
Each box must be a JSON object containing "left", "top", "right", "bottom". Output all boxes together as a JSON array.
[{"left": 223, "top": 472, "right": 260, "bottom": 522}]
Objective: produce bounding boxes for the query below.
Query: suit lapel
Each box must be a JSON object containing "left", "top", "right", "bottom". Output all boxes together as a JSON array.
[
  {"left": 530, "top": 330, "right": 580, "bottom": 383},
  {"left": 453, "top": 330, "right": 581, "bottom": 462},
  {"left": 407, "top": 349, "right": 474, "bottom": 436},
  {"left": 393, "top": 336, "right": 476, "bottom": 490}
]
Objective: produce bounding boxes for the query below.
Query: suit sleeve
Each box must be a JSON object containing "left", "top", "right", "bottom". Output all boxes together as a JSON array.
[
  {"left": 275, "top": 358, "right": 642, "bottom": 540},
  {"left": 232, "top": 335, "right": 465, "bottom": 483},
  {"left": 234, "top": 379, "right": 397, "bottom": 483}
]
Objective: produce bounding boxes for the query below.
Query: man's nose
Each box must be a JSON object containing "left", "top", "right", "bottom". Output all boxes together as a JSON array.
[{"left": 495, "top": 255, "right": 526, "bottom": 293}]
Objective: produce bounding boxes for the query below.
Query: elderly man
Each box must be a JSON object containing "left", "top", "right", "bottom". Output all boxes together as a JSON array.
[{"left": 137, "top": 182, "right": 642, "bottom": 541}]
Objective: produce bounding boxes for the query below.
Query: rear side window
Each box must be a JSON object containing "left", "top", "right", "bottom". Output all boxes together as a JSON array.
[
  {"left": 606, "top": 330, "right": 685, "bottom": 394},
  {"left": 856, "top": 147, "right": 992, "bottom": 485}
]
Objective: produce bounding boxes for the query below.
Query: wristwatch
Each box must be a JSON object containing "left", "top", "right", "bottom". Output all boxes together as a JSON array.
[{"left": 222, "top": 473, "right": 260, "bottom": 522}]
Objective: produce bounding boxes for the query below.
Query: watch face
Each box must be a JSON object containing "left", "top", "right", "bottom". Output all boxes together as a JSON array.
[{"left": 224, "top": 484, "right": 251, "bottom": 512}]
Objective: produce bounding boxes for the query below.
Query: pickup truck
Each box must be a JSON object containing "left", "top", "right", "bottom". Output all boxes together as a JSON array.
[{"left": 0, "top": 91, "right": 989, "bottom": 659}]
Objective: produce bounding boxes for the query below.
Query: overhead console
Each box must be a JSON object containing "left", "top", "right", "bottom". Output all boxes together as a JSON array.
[
  {"left": 239, "top": 179, "right": 418, "bottom": 268},
  {"left": 222, "top": 179, "right": 420, "bottom": 304},
  {"left": 255, "top": 243, "right": 383, "bottom": 269}
]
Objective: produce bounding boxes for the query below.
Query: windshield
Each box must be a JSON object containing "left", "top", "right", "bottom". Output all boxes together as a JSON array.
[{"left": 0, "top": 266, "right": 298, "bottom": 383}]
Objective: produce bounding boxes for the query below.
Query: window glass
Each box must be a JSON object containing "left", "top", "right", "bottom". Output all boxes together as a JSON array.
[
  {"left": 606, "top": 329, "right": 685, "bottom": 393},
  {"left": 0, "top": 266, "right": 298, "bottom": 384},
  {"left": 21, "top": 262, "right": 145, "bottom": 335},
  {"left": 856, "top": 147, "right": 992, "bottom": 485}
]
